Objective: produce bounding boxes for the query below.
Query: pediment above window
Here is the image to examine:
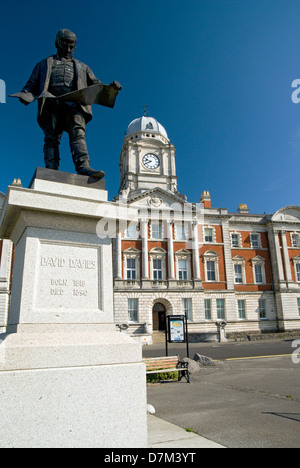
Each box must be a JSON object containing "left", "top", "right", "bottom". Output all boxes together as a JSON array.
[
  {"left": 232, "top": 255, "right": 245, "bottom": 262},
  {"left": 202, "top": 250, "right": 219, "bottom": 258},
  {"left": 149, "top": 247, "right": 167, "bottom": 255},
  {"left": 175, "top": 248, "right": 191, "bottom": 257},
  {"left": 123, "top": 247, "right": 141, "bottom": 254},
  {"left": 251, "top": 255, "right": 265, "bottom": 264}
]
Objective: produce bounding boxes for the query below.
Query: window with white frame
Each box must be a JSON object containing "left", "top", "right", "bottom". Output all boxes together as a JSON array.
[
  {"left": 231, "top": 232, "right": 242, "bottom": 248},
  {"left": 151, "top": 221, "right": 163, "bottom": 239},
  {"left": 234, "top": 264, "right": 243, "bottom": 283},
  {"left": 216, "top": 298, "right": 226, "bottom": 320},
  {"left": 250, "top": 233, "right": 261, "bottom": 249},
  {"left": 125, "top": 222, "right": 139, "bottom": 239},
  {"left": 292, "top": 256, "right": 300, "bottom": 283},
  {"left": 123, "top": 248, "right": 141, "bottom": 281},
  {"left": 150, "top": 248, "right": 166, "bottom": 281},
  {"left": 297, "top": 264, "right": 300, "bottom": 283},
  {"left": 298, "top": 298, "right": 300, "bottom": 316},
  {"left": 203, "top": 251, "right": 219, "bottom": 282},
  {"left": 258, "top": 298, "right": 267, "bottom": 319},
  {"left": 204, "top": 299, "right": 212, "bottom": 320},
  {"left": 252, "top": 256, "right": 266, "bottom": 284},
  {"left": 232, "top": 255, "right": 246, "bottom": 284},
  {"left": 128, "top": 298, "right": 138, "bottom": 322},
  {"left": 238, "top": 299, "right": 246, "bottom": 319},
  {"left": 153, "top": 259, "right": 162, "bottom": 280},
  {"left": 255, "top": 264, "right": 263, "bottom": 283},
  {"left": 207, "top": 261, "right": 216, "bottom": 281},
  {"left": 175, "top": 249, "right": 191, "bottom": 281},
  {"left": 175, "top": 222, "right": 188, "bottom": 240},
  {"left": 127, "top": 258, "right": 137, "bottom": 280},
  {"left": 291, "top": 233, "right": 300, "bottom": 248},
  {"left": 182, "top": 298, "right": 192, "bottom": 321},
  {"left": 178, "top": 259, "right": 188, "bottom": 280},
  {"left": 204, "top": 227, "right": 213, "bottom": 243}
]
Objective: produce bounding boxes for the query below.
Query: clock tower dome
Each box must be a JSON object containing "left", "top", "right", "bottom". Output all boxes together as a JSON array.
[{"left": 118, "top": 116, "right": 178, "bottom": 198}]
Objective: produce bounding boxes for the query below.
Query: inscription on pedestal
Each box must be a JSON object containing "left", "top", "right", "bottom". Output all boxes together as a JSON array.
[{"left": 36, "top": 243, "right": 100, "bottom": 311}]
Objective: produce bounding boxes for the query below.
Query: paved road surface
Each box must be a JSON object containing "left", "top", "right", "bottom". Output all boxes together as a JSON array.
[
  {"left": 143, "top": 338, "right": 296, "bottom": 361},
  {"left": 147, "top": 353, "right": 300, "bottom": 448}
]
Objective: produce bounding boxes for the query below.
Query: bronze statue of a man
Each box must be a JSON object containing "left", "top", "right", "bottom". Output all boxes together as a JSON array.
[{"left": 16, "top": 29, "right": 122, "bottom": 179}]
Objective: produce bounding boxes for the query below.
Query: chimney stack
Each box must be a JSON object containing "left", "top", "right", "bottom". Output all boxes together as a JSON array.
[
  {"left": 238, "top": 204, "right": 249, "bottom": 214},
  {"left": 200, "top": 191, "right": 212, "bottom": 209}
]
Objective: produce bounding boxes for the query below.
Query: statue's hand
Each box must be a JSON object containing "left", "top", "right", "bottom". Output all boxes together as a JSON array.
[
  {"left": 110, "top": 81, "right": 122, "bottom": 91},
  {"left": 18, "top": 90, "right": 32, "bottom": 106},
  {"left": 19, "top": 97, "right": 30, "bottom": 106}
]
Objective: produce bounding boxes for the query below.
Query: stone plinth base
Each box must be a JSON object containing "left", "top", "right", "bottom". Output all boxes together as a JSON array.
[
  {"left": 0, "top": 325, "right": 147, "bottom": 448},
  {"left": 0, "top": 362, "right": 146, "bottom": 448},
  {"left": 0, "top": 169, "right": 146, "bottom": 448}
]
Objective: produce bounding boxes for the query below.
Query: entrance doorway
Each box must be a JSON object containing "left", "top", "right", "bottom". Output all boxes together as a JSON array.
[{"left": 152, "top": 303, "right": 167, "bottom": 331}]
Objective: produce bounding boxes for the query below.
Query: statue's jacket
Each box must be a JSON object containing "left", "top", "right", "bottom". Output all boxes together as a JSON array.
[{"left": 21, "top": 55, "right": 101, "bottom": 128}]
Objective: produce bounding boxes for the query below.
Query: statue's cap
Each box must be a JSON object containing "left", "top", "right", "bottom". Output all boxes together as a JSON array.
[{"left": 55, "top": 29, "right": 77, "bottom": 46}]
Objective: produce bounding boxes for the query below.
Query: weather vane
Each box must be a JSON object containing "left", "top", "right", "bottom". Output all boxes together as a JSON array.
[{"left": 143, "top": 105, "right": 148, "bottom": 117}]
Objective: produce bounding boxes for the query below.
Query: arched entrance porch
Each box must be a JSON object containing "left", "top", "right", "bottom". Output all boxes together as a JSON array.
[{"left": 152, "top": 302, "right": 167, "bottom": 331}]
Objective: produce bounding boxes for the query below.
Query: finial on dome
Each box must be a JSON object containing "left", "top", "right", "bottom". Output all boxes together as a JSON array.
[{"left": 143, "top": 105, "right": 148, "bottom": 117}]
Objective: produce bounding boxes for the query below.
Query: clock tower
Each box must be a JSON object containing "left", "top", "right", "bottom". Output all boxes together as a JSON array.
[{"left": 118, "top": 116, "right": 178, "bottom": 198}]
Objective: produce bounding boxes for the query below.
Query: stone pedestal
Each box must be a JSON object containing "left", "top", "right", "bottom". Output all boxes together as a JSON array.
[
  {"left": 216, "top": 321, "right": 227, "bottom": 343},
  {"left": 0, "top": 168, "right": 147, "bottom": 448}
]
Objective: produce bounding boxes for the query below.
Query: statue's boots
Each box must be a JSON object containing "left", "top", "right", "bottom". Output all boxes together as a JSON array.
[
  {"left": 78, "top": 166, "right": 105, "bottom": 179},
  {"left": 44, "top": 147, "right": 60, "bottom": 171},
  {"left": 74, "top": 154, "right": 105, "bottom": 180}
]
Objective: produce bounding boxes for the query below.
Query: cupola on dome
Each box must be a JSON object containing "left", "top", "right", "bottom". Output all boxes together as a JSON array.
[{"left": 126, "top": 116, "right": 168, "bottom": 140}]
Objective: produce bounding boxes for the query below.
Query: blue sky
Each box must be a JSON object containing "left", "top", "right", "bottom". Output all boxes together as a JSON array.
[{"left": 0, "top": 0, "right": 299, "bottom": 214}]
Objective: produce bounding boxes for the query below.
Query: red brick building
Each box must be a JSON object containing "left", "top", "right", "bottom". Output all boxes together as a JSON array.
[{"left": 112, "top": 116, "right": 300, "bottom": 342}]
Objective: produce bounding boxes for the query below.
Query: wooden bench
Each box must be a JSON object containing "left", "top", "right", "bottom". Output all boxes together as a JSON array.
[{"left": 144, "top": 355, "right": 190, "bottom": 383}]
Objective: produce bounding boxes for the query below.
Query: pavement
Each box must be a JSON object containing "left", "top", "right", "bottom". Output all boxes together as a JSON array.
[
  {"left": 146, "top": 351, "right": 300, "bottom": 448},
  {"left": 147, "top": 414, "right": 225, "bottom": 448}
]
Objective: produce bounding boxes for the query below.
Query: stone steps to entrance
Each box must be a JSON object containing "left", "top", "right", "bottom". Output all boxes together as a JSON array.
[{"left": 152, "top": 331, "right": 166, "bottom": 344}]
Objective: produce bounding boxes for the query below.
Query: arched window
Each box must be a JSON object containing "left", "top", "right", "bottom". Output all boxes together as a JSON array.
[{"left": 202, "top": 251, "right": 219, "bottom": 282}]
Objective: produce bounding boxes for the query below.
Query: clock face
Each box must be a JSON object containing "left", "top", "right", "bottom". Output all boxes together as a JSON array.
[{"left": 142, "top": 153, "right": 160, "bottom": 170}]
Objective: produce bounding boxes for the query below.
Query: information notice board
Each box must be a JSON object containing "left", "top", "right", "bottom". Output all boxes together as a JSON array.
[
  {"left": 168, "top": 315, "right": 186, "bottom": 343},
  {"left": 166, "top": 315, "right": 189, "bottom": 357}
]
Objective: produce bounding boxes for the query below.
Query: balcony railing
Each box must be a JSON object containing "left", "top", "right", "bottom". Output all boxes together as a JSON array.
[{"left": 114, "top": 278, "right": 203, "bottom": 290}]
